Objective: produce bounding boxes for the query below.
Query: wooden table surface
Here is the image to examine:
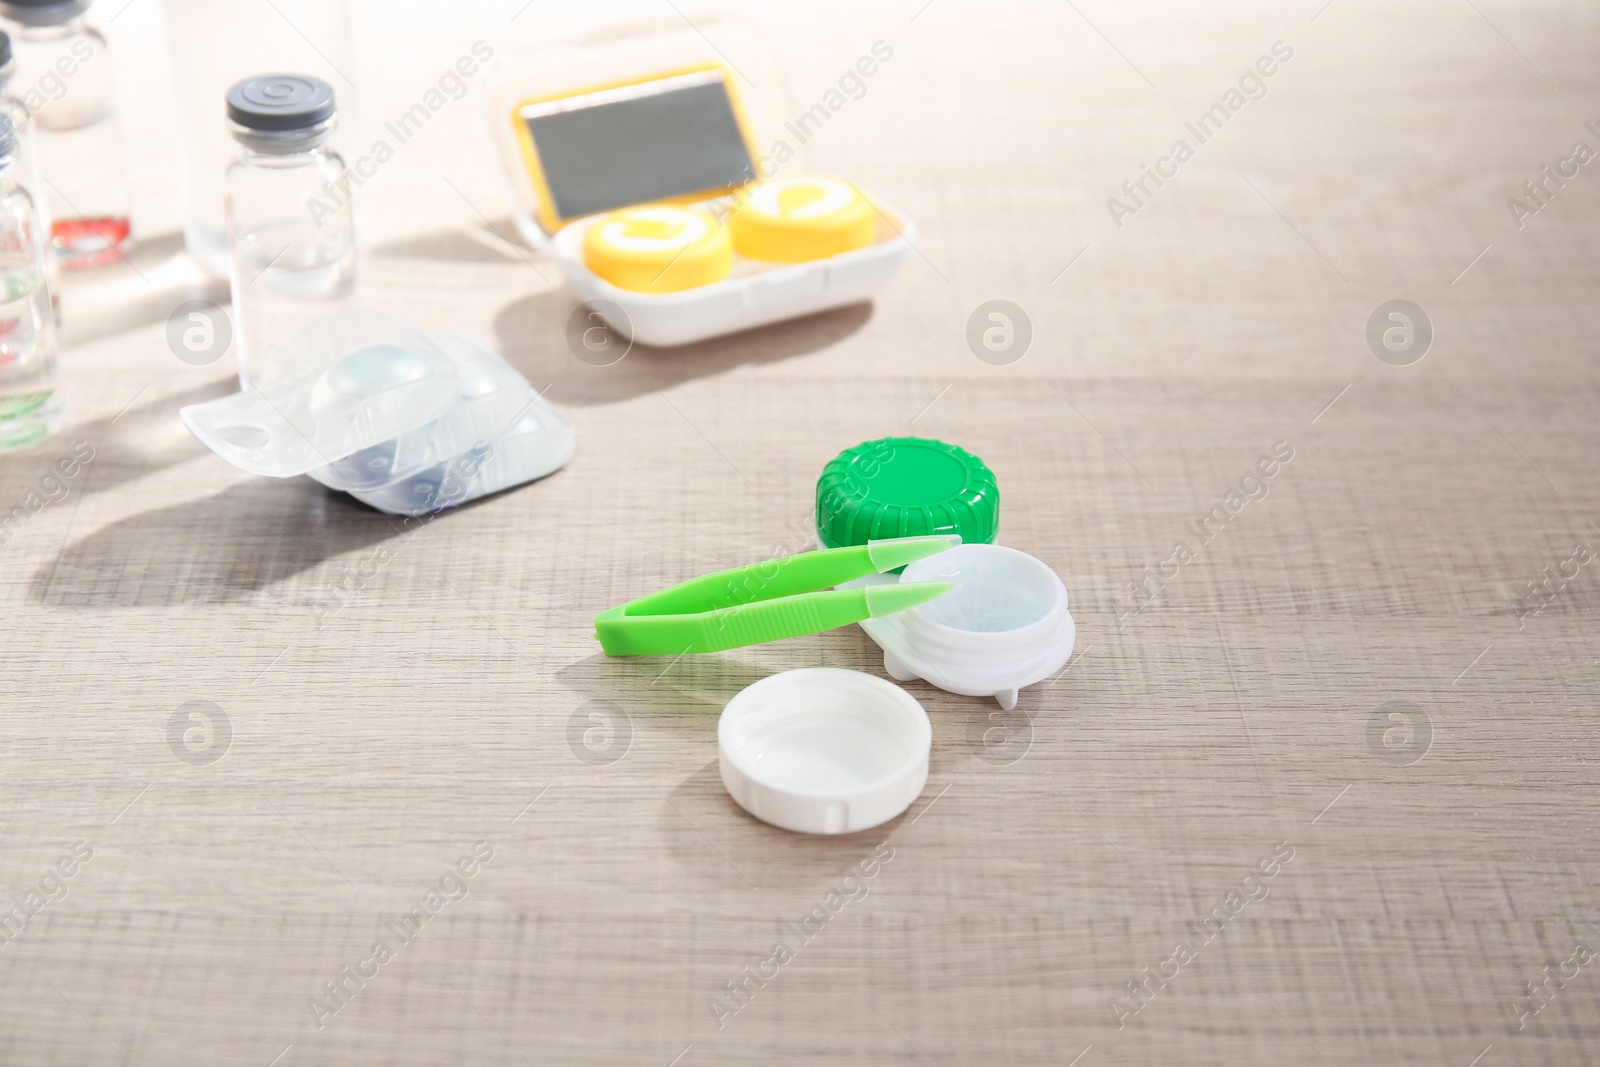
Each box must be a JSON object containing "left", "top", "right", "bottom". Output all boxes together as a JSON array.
[{"left": 2, "top": 1, "right": 1597, "bottom": 1064}]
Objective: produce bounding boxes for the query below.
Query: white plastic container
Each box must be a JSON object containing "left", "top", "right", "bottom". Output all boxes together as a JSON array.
[
  {"left": 718, "top": 668, "right": 930, "bottom": 835},
  {"left": 487, "top": 16, "right": 914, "bottom": 347},
  {"left": 858, "top": 544, "right": 1075, "bottom": 710},
  {"left": 551, "top": 202, "right": 913, "bottom": 347}
]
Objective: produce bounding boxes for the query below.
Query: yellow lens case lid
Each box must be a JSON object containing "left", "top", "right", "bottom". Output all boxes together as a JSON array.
[
  {"left": 731, "top": 176, "right": 877, "bottom": 263},
  {"left": 583, "top": 205, "right": 733, "bottom": 293}
]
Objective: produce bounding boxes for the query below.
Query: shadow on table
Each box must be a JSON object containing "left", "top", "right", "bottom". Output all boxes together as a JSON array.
[
  {"left": 0, "top": 380, "right": 234, "bottom": 503},
  {"left": 92, "top": 380, "right": 232, "bottom": 488},
  {"left": 655, "top": 757, "right": 900, "bottom": 891},
  {"left": 33, "top": 478, "right": 399, "bottom": 607},
  {"left": 371, "top": 222, "right": 532, "bottom": 265},
  {"left": 557, "top": 650, "right": 770, "bottom": 719},
  {"left": 492, "top": 289, "right": 873, "bottom": 406},
  {"left": 58, "top": 230, "right": 231, "bottom": 349}
]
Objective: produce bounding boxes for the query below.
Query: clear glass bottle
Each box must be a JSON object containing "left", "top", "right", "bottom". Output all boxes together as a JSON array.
[
  {"left": 0, "top": 0, "right": 131, "bottom": 270},
  {"left": 225, "top": 74, "right": 356, "bottom": 390},
  {"left": 161, "top": 0, "right": 357, "bottom": 277},
  {"left": 0, "top": 29, "right": 60, "bottom": 318},
  {"left": 0, "top": 112, "right": 61, "bottom": 450}
]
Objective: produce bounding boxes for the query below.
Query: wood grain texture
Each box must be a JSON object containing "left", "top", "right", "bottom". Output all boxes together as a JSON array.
[{"left": 1, "top": 1, "right": 1598, "bottom": 1064}]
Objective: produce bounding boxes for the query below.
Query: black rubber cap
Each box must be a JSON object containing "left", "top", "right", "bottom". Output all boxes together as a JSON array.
[
  {"left": 0, "top": 32, "right": 11, "bottom": 70},
  {"left": 226, "top": 74, "right": 337, "bottom": 132},
  {"left": 0, "top": 1, "right": 88, "bottom": 26}
]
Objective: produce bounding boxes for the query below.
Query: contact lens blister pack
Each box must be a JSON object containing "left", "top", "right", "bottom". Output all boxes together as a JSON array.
[
  {"left": 180, "top": 310, "right": 574, "bottom": 515},
  {"left": 344, "top": 400, "right": 577, "bottom": 518}
]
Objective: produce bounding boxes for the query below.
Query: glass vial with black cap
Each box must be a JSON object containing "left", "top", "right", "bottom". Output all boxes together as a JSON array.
[
  {"left": 0, "top": 113, "right": 62, "bottom": 450},
  {"left": 0, "top": 0, "right": 131, "bottom": 270},
  {"left": 160, "top": 0, "right": 357, "bottom": 278},
  {"left": 225, "top": 73, "right": 356, "bottom": 390}
]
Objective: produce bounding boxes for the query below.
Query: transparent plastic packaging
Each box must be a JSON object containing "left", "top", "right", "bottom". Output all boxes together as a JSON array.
[
  {"left": 179, "top": 311, "right": 574, "bottom": 515},
  {"left": 345, "top": 401, "right": 577, "bottom": 518},
  {"left": 303, "top": 326, "right": 532, "bottom": 492}
]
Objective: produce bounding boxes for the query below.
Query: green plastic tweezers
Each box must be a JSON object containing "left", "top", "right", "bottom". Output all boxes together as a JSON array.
[{"left": 593, "top": 535, "right": 959, "bottom": 656}]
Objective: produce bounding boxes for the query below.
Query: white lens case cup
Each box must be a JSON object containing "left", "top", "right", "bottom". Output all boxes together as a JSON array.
[
  {"left": 718, "top": 668, "right": 931, "bottom": 835},
  {"left": 858, "top": 543, "right": 1075, "bottom": 710}
]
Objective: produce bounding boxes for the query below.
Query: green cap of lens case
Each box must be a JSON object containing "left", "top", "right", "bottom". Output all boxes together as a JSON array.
[{"left": 816, "top": 436, "right": 999, "bottom": 550}]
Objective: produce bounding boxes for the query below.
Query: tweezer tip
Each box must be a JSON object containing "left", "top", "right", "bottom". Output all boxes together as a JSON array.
[
  {"left": 864, "top": 579, "right": 956, "bottom": 618},
  {"left": 866, "top": 534, "right": 960, "bottom": 573}
]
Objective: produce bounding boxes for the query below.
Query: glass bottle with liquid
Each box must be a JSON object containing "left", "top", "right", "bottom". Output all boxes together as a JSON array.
[
  {"left": 0, "top": 29, "right": 61, "bottom": 318},
  {"left": 225, "top": 74, "right": 356, "bottom": 390},
  {"left": 161, "top": 0, "right": 356, "bottom": 277},
  {"left": 0, "top": 113, "right": 62, "bottom": 450},
  {"left": 0, "top": 0, "right": 131, "bottom": 269}
]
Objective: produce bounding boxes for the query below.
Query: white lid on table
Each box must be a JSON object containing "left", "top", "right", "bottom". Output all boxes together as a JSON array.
[{"left": 717, "top": 668, "right": 931, "bottom": 836}]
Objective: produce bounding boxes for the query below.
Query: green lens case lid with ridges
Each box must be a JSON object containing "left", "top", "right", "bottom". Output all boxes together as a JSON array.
[{"left": 816, "top": 436, "right": 999, "bottom": 549}]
